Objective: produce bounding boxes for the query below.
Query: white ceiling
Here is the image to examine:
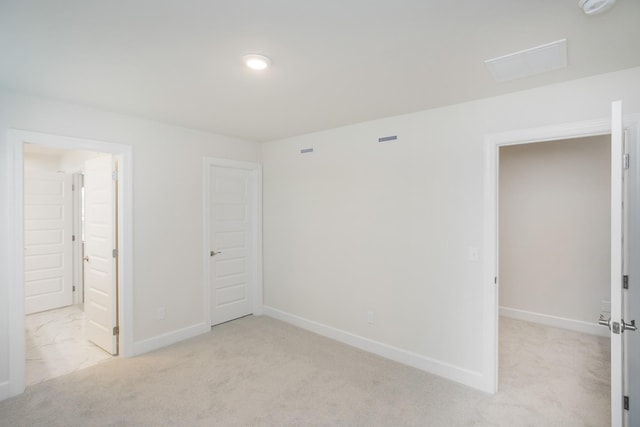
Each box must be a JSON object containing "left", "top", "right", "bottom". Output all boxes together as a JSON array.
[{"left": 1, "top": 0, "right": 639, "bottom": 142}]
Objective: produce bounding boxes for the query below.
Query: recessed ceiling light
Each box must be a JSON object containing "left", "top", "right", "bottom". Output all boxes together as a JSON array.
[
  {"left": 578, "top": 0, "right": 616, "bottom": 15},
  {"left": 243, "top": 54, "right": 272, "bottom": 71}
]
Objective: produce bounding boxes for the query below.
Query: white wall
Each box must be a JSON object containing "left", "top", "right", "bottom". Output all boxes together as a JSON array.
[
  {"left": 499, "top": 136, "right": 610, "bottom": 332},
  {"left": 261, "top": 66, "right": 640, "bottom": 389},
  {"left": 0, "top": 89, "right": 261, "bottom": 395},
  {"left": 59, "top": 150, "right": 106, "bottom": 173},
  {"left": 23, "top": 152, "right": 61, "bottom": 172},
  {"left": 23, "top": 148, "right": 104, "bottom": 173}
]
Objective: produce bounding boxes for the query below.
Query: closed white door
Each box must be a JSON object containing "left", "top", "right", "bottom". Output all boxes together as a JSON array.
[
  {"left": 84, "top": 155, "right": 118, "bottom": 355},
  {"left": 210, "top": 165, "right": 257, "bottom": 326},
  {"left": 24, "top": 171, "right": 73, "bottom": 314}
]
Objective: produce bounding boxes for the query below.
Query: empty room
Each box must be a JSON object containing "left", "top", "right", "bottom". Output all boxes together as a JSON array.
[{"left": 1, "top": 1, "right": 639, "bottom": 426}]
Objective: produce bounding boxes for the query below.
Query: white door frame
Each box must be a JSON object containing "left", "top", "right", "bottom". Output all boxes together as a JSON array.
[
  {"left": 72, "top": 172, "right": 84, "bottom": 305},
  {"left": 202, "top": 158, "right": 263, "bottom": 327},
  {"left": 482, "top": 116, "right": 639, "bottom": 394},
  {"left": 6, "top": 129, "right": 134, "bottom": 398}
]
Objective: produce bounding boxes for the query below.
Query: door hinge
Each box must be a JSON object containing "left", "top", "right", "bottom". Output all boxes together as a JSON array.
[
  {"left": 112, "top": 248, "right": 118, "bottom": 258},
  {"left": 72, "top": 285, "right": 76, "bottom": 292},
  {"left": 113, "top": 326, "right": 119, "bottom": 336},
  {"left": 72, "top": 183, "right": 75, "bottom": 191},
  {"left": 494, "top": 276, "right": 497, "bottom": 284},
  {"left": 112, "top": 170, "right": 118, "bottom": 181},
  {"left": 624, "top": 395, "right": 629, "bottom": 411},
  {"left": 624, "top": 275, "right": 629, "bottom": 290},
  {"left": 623, "top": 153, "right": 630, "bottom": 170},
  {"left": 72, "top": 234, "right": 76, "bottom": 242}
]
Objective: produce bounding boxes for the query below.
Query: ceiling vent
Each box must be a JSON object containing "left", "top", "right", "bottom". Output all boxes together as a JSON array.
[{"left": 484, "top": 39, "right": 567, "bottom": 83}]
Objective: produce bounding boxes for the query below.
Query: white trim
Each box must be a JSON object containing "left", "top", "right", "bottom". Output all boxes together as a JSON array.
[
  {"left": 203, "top": 158, "right": 263, "bottom": 327},
  {"left": 132, "top": 322, "right": 210, "bottom": 355},
  {"left": 263, "top": 306, "right": 486, "bottom": 392},
  {"left": 483, "top": 113, "right": 640, "bottom": 396},
  {"left": 203, "top": 160, "right": 212, "bottom": 327},
  {"left": 5, "top": 129, "right": 134, "bottom": 400},
  {"left": 7, "top": 133, "right": 24, "bottom": 397},
  {"left": 72, "top": 172, "right": 84, "bottom": 305},
  {"left": 500, "top": 307, "right": 609, "bottom": 337},
  {"left": 482, "top": 138, "right": 499, "bottom": 394},
  {"left": 610, "top": 101, "right": 624, "bottom": 427}
]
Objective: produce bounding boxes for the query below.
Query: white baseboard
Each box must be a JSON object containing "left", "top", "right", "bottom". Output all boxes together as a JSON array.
[
  {"left": 132, "top": 322, "right": 210, "bottom": 356},
  {"left": 500, "top": 307, "right": 609, "bottom": 337},
  {"left": 262, "top": 306, "right": 486, "bottom": 392},
  {"left": 0, "top": 381, "right": 8, "bottom": 402}
]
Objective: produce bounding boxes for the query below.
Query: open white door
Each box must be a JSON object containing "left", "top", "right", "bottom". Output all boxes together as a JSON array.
[
  {"left": 625, "top": 113, "right": 640, "bottom": 427},
  {"left": 24, "top": 171, "right": 73, "bottom": 314},
  {"left": 607, "top": 100, "right": 626, "bottom": 427},
  {"left": 84, "top": 155, "right": 118, "bottom": 355}
]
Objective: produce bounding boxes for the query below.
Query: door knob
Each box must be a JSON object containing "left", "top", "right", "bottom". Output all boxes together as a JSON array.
[
  {"left": 598, "top": 313, "right": 611, "bottom": 329},
  {"left": 623, "top": 319, "right": 637, "bottom": 332},
  {"left": 210, "top": 251, "right": 222, "bottom": 257},
  {"left": 599, "top": 314, "right": 636, "bottom": 333},
  {"left": 83, "top": 256, "right": 90, "bottom": 262}
]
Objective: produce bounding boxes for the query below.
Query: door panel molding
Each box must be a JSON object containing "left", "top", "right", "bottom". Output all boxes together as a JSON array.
[
  {"left": 24, "top": 171, "right": 73, "bottom": 314},
  {"left": 6, "top": 129, "right": 133, "bottom": 399},
  {"left": 203, "top": 158, "right": 263, "bottom": 327}
]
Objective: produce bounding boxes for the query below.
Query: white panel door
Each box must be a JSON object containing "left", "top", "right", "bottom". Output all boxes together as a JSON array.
[
  {"left": 24, "top": 171, "right": 73, "bottom": 314},
  {"left": 84, "top": 155, "right": 118, "bottom": 355},
  {"left": 210, "top": 166, "right": 256, "bottom": 326},
  {"left": 609, "top": 101, "right": 625, "bottom": 427},
  {"left": 625, "top": 115, "right": 640, "bottom": 427}
]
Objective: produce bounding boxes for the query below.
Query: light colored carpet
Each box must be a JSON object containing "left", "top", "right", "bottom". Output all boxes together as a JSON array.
[{"left": 0, "top": 316, "right": 610, "bottom": 426}]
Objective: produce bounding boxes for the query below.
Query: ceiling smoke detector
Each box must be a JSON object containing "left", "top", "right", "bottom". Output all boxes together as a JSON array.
[{"left": 578, "top": 0, "right": 616, "bottom": 15}]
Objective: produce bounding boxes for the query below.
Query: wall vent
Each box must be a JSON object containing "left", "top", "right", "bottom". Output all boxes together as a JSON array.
[{"left": 378, "top": 135, "right": 397, "bottom": 143}]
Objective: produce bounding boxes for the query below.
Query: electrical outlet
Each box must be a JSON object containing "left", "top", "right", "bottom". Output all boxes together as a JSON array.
[
  {"left": 158, "top": 307, "right": 166, "bottom": 320},
  {"left": 367, "top": 311, "right": 374, "bottom": 324}
]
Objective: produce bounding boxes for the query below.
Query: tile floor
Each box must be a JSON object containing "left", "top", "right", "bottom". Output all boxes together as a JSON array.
[{"left": 25, "top": 304, "right": 113, "bottom": 387}]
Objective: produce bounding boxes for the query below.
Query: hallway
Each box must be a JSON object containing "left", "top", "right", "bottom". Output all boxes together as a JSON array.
[{"left": 25, "top": 305, "right": 112, "bottom": 387}]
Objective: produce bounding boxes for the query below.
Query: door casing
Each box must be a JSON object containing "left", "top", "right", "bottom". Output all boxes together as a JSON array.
[
  {"left": 202, "top": 158, "right": 263, "bottom": 327},
  {"left": 483, "top": 114, "right": 640, "bottom": 397},
  {"left": 6, "top": 130, "right": 133, "bottom": 398},
  {"left": 72, "top": 172, "right": 84, "bottom": 305}
]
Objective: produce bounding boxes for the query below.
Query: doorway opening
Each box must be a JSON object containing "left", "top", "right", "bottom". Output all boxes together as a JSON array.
[
  {"left": 497, "top": 135, "right": 611, "bottom": 422},
  {"left": 7, "top": 129, "right": 133, "bottom": 399},
  {"left": 23, "top": 145, "right": 117, "bottom": 386}
]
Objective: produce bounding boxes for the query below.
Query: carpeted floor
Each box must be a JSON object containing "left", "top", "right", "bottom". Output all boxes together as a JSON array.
[{"left": 0, "top": 316, "right": 610, "bottom": 426}]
